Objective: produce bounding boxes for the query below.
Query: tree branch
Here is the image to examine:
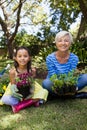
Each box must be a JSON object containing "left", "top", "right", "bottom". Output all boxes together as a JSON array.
[
  {"left": 0, "top": 2, "right": 8, "bottom": 20},
  {"left": 10, "top": 0, "right": 23, "bottom": 42},
  {"left": 0, "top": 16, "right": 10, "bottom": 37}
]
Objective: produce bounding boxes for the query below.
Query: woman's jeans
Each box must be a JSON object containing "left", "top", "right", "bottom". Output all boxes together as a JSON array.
[{"left": 42, "top": 74, "right": 87, "bottom": 94}]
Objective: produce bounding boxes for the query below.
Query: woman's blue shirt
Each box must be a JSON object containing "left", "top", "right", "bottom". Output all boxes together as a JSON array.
[{"left": 46, "top": 52, "right": 79, "bottom": 78}]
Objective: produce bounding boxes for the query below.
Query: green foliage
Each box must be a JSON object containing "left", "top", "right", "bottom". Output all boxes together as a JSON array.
[
  {"left": 32, "top": 56, "right": 47, "bottom": 71},
  {"left": 0, "top": 36, "right": 7, "bottom": 48},
  {"left": 0, "top": 61, "right": 13, "bottom": 95},
  {"left": 0, "top": 73, "right": 10, "bottom": 94},
  {"left": 23, "top": 0, "right": 49, "bottom": 25},
  {"left": 49, "top": 0, "right": 80, "bottom": 31},
  {"left": 71, "top": 40, "right": 87, "bottom": 63},
  {"left": 14, "top": 31, "right": 39, "bottom": 47},
  {"left": 38, "top": 45, "right": 56, "bottom": 60}
]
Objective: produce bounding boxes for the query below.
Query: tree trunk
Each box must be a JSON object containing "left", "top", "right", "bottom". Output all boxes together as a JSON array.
[
  {"left": 7, "top": 40, "right": 14, "bottom": 59},
  {"left": 76, "top": 16, "right": 86, "bottom": 40},
  {"left": 78, "top": 0, "right": 87, "bottom": 23}
]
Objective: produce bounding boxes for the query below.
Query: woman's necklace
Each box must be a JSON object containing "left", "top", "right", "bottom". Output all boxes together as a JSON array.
[{"left": 56, "top": 52, "right": 70, "bottom": 64}]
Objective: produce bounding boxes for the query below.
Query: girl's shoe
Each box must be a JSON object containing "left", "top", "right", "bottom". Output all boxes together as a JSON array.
[
  {"left": 12, "top": 99, "right": 35, "bottom": 113},
  {"left": 33, "top": 101, "right": 40, "bottom": 107},
  {"left": 33, "top": 100, "right": 44, "bottom": 107}
]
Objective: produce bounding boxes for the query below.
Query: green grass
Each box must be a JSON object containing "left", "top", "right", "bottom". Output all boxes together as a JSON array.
[{"left": 0, "top": 98, "right": 87, "bottom": 130}]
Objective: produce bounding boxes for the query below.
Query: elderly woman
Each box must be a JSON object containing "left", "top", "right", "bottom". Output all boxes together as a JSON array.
[{"left": 42, "top": 30, "right": 87, "bottom": 95}]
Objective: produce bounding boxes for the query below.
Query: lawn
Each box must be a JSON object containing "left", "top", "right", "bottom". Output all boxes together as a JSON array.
[
  {"left": 0, "top": 92, "right": 87, "bottom": 130},
  {"left": 0, "top": 58, "right": 87, "bottom": 130}
]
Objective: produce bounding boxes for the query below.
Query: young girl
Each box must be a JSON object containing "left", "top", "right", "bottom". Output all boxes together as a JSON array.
[{"left": 0, "top": 46, "right": 48, "bottom": 113}]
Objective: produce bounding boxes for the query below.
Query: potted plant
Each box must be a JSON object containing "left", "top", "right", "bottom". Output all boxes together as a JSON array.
[
  {"left": 15, "top": 72, "right": 34, "bottom": 98},
  {"left": 50, "top": 70, "right": 79, "bottom": 96}
]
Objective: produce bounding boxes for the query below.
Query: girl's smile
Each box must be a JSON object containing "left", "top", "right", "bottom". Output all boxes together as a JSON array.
[{"left": 15, "top": 49, "right": 30, "bottom": 66}]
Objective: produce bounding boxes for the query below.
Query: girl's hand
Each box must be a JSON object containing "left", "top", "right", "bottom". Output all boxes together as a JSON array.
[{"left": 31, "top": 67, "right": 36, "bottom": 78}]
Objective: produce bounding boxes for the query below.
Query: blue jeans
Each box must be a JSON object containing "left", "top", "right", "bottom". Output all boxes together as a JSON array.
[{"left": 42, "top": 74, "right": 87, "bottom": 94}]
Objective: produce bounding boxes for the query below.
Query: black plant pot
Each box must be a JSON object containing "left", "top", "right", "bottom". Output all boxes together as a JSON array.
[
  {"left": 64, "top": 85, "right": 76, "bottom": 95},
  {"left": 17, "top": 85, "right": 31, "bottom": 98},
  {"left": 64, "top": 85, "right": 71, "bottom": 94},
  {"left": 54, "top": 85, "right": 76, "bottom": 96}
]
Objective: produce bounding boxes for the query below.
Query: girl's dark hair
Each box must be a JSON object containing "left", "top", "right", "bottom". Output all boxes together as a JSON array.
[{"left": 14, "top": 46, "right": 31, "bottom": 73}]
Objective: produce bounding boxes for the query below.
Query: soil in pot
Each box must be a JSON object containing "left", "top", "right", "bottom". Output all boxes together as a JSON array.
[
  {"left": 55, "top": 86, "right": 65, "bottom": 95},
  {"left": 70, "top": 85, "right": 76, "bottom": 93},
  {"left": 17, "top": 85, "right": 31, "bottom": 98}
]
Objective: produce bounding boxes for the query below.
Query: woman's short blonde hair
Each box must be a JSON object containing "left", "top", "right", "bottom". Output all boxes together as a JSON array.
[{"left": 55, "top": 30, "right": 73, "bottom": 44}]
